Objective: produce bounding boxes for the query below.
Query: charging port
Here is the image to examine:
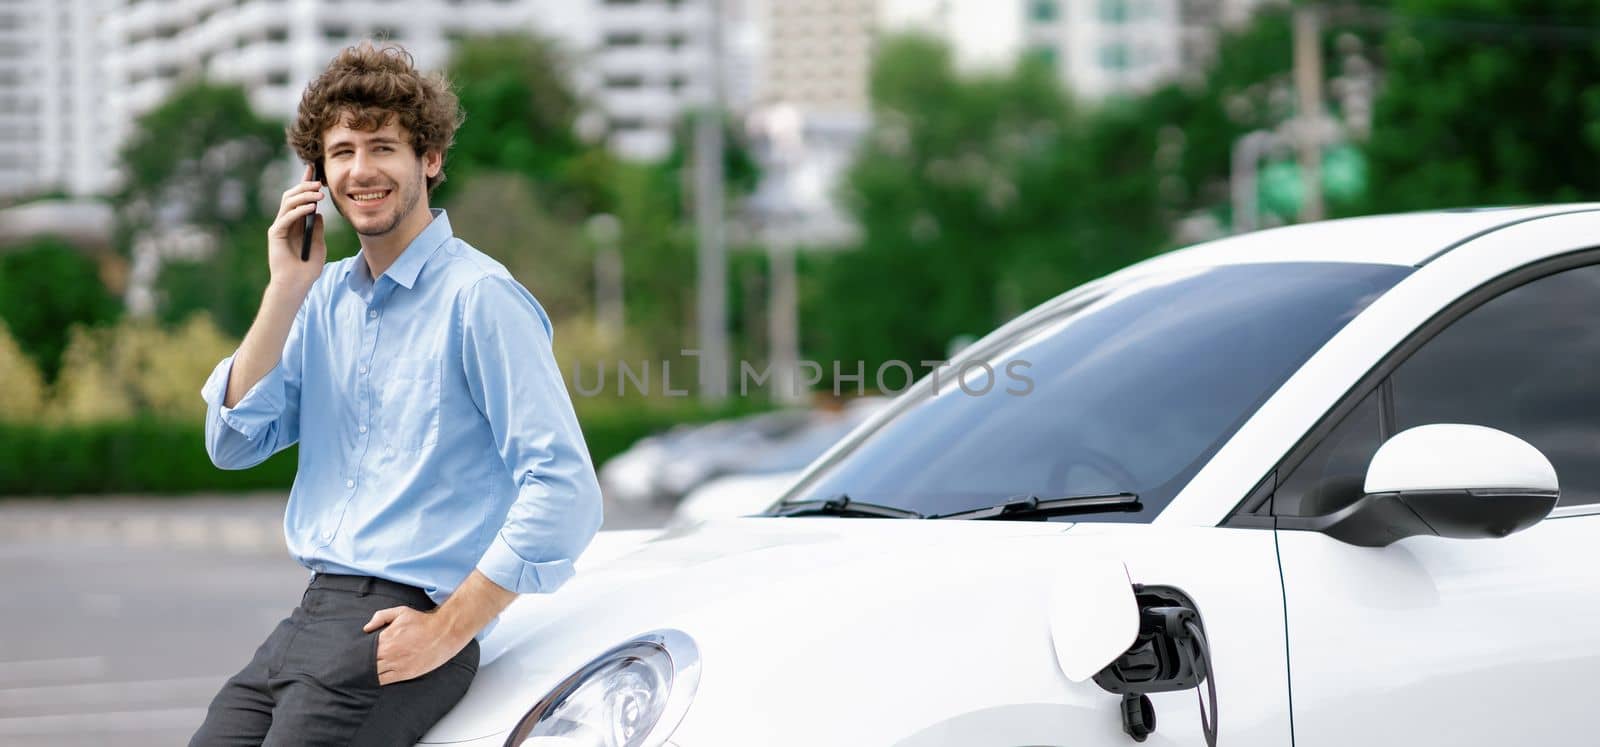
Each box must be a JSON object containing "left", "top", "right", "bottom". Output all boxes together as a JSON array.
[{"left": 1093, "top": 584, "right": 1218, "bottom": 746}]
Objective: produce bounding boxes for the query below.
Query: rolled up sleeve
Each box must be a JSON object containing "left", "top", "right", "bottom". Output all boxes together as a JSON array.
[
  {"left": 200, "top": 308, "right": 305, "bottom": 469},
  {"left": 461, "top": 275, "right": 604, "bottom": 595}
]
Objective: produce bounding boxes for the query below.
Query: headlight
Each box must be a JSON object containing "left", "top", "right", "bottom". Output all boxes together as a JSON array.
[{"left": 505, "top": 630, "right": 700, "bottom": 747}]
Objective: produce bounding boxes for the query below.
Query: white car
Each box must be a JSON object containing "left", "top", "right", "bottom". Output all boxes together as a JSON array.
[{"left": 425, "top": 206, "right": 1600, "bottom": 747}]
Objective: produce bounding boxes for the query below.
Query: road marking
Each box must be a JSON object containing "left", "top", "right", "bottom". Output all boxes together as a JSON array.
[
  {"left": 0, "top": 707, "right": 207, "bottom": 735},
  {"left": 0, "top": 675, "right": 223, "bottom": 710},
  {"left": 0, "top": 658, "right": 107, "bottom": 688}
]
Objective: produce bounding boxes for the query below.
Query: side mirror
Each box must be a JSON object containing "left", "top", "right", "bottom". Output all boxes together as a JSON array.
[{"left": 1295, "top": 424, "right": 1558, "bottom": 547}]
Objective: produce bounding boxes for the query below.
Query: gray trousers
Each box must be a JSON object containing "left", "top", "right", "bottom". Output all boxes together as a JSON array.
[{"left": 189, "top": 573, "right": 479, "bottom": 746}]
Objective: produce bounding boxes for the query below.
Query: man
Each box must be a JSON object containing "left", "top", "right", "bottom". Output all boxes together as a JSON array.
[{"left": 190, "top": 42, "right": 603, "bottom": 746}]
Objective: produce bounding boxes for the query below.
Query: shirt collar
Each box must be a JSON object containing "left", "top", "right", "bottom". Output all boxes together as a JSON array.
[{"left": 343, "top": 208, "right": 453, "bottom": 292}]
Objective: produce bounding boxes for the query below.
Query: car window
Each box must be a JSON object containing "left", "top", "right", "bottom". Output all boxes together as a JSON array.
[
  {"left": 1391, "top": 263, "right": 1600, "bottom": 506},
  {"left": 1279, "top": 261, "right": 1600, "bottom": 515},
  {"left": 1275, "top": 389, "right": 1383, "bottom": 517},
  {"left": 780, "top": 262, "right": 1410, "bottom": 522}
]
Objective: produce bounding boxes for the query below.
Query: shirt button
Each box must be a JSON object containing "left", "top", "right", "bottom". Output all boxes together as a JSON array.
[
  {"left": 321, "top": 530, "right": 332, "bottom": 541},
  {"left": 358, "top": 425, "right": 368, "bottom": 434},
  {"left": 368, "top": 310, "right": 378, "bottom": 319},
  {"left": 344, "top": 479, "right": 355, "bottom": 488},
  {"left": 358, "top": 366, "right": 368, "bottom": 375}
]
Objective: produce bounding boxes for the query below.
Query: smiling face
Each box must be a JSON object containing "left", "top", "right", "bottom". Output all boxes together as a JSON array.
[{"left": 321, "top": 115, "right": 442, "bottom": 240}]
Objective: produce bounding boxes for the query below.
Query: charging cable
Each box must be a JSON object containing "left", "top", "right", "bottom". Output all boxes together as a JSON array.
[{"left": 1184, "top": 619, "right": 1218, "bottom": 747}]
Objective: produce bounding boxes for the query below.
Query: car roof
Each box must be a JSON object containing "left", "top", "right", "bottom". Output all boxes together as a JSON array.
[{"left": 1141, "top": 204, "right": 1600, "bottom": 271}]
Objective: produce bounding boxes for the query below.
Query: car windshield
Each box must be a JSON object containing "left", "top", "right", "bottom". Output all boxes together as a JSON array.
[{"left": 776, "top": 262, "right": 1411, "bottom": 522}]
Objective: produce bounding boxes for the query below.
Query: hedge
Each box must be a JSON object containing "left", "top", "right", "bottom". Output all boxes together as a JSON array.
[{"left": 0, "top": 403, "right": 767, "bottom": 496}]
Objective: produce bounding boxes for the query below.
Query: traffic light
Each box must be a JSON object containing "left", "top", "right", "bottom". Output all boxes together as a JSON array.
[{"left": 1258, "top": 146, "right": 1368, "bottom": 219}]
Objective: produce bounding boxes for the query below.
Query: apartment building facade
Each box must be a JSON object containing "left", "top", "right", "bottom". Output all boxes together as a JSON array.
[
  {"left": 0, "top": 0, "right": 1260, "bottom": 201},
  {"left": 0, "top": 0, "right": 757, "bottom": 198},
  {"left": 0, "top": 0, "right": 103, "bottom": 199},
  {"left": 591, "top": 0, "right": 754, "bottom": 160},
  {"left": 95, "top": 0, "right": 597, "bottom": 191},
  {"left": 1023, "top": 0, "right": 1260, "bottom": 99}
]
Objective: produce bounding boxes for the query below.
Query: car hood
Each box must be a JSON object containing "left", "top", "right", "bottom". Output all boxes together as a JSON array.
[{"left": 423, "top": 518, "right": 1139, "bottom": 744}]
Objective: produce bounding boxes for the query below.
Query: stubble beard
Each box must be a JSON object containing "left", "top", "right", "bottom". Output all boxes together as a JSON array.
[{"left": 351, "top": 174, "right": 424, "bottom": 238}]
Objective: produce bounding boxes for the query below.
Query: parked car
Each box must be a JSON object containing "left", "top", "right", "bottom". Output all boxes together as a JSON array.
[
  {"left": 668, "top": 398, "right": 891, "bottom": 526},
  {"left": 598, "top": 408, "right": 812, "bottom": 505},
  {"left": 428, "top": 206, "right": 1600, "bottom": 747},
  {"left": 665, "top": 469, "right": 802, "bottom": 528}
]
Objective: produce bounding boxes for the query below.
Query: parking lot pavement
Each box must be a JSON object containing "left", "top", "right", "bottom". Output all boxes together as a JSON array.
[{"left": 0, "top": 492, "right": 670, "bottom": 746}]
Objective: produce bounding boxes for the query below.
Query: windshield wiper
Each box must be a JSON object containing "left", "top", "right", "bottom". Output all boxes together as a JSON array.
[
  {"left": 767, "top": 494, "right": 924, "bottom": 519},
  {"left": 929, "top": 492, "right": 1141, "bottom": 521}
]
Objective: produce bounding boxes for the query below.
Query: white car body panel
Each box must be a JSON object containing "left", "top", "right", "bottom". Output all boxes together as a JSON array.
[
  {"left": 425, "top": 207, "right": 1600, "bottom": 747},
  {"left": 1266, "top": 210, "right": 1600, "bottom": 745},
  {"left": 1278, "top": 512, "right": 1600, "bottom": 745},
  {"left": 1136, "top": 205, "right": 1600, "bottom": 270},
  {"left": 428, "top": 520, "right": 1291, "bottom": 746}
]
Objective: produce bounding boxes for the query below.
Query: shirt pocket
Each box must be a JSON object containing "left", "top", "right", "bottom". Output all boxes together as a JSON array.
[{"left": 379, "top": 357, "right": 441, "bottom": 452}]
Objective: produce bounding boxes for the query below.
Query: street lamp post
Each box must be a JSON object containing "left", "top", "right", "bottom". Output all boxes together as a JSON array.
[
  {"left": 746, "top": 104, "right": 810, "bottom": 406},
  {"left": 585, "top": 213, "right": 624, "bottom": 348},
  {"left": 1230, "top": 129, "right": 1279, "bottom": 234},
  {"left": 1232, "top": 7, "right": 1338, "bottom": 234},
  {"left": 1293, "top": 6, "right": 1327, "bottom": 223},
  {"left": 693, "top": 0, "right": 730, "bottom": 403},
  {"left": 766, "top": 235, "right": 803, "bottom": 406}
]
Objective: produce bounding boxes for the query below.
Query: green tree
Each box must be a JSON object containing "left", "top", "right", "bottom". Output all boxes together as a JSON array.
[
  {"left": 608, "top": 161, "right": 699, "bottom": 360},
  {"left": 441, "top": 33, "right": 684, "bottom": 359},
  {"left": 805, "top": 35, "right": 1167, "bottom": 378},
  {"left": 1112, "top": 6, "right": 1384, "bottom": 226},
  {"left": 0, "top": 237, "right": 120, "bottom": 382},
  {"left": 1145, "top": 9, "right": 1297, "bottom": 217},
  {"left": 1356, "top": 0, "right": 1600, "bottom": 211},
  {"left": 111, "top": 82, "right": 283, "bottom": 334},
  {"left": 442, "top": 32, "right": 765, "bottom": 364},
  {"left": 441, "top": 33, "right": 593, "bottom": 211},
  {"left": 446, "top": 171, "right": 592, "bottom": 321},
  {"left": 658, "top": 113, "right": 763, "bottom": 216}
]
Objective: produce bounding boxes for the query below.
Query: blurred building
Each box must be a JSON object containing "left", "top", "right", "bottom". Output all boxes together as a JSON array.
[
  {"left": 590, "top": 0, "right": 760, "bottom": 160},
  {"left": 872, "top": 0, "right": 1262, "bottom": 97},
  {"left": 1, "top": 0, "right": 1264, "bottom": 202},
  {"left": 1022, "top": 0, "right": 1261, "bottom": 99},
  {"left": 1, "top": 0, "right": 764, "bottom": 196},
  {"left": 735, "top": 0, "right": 1264, "bottom": 251},
  {"left": 755, "top": 0, "right": 874, "bottom": 116},
  {"left": 94, "top": 0, "right": 592, "bottom": 194},
  {"left": 0, "top": 0, "right": 102, "bottom": 200},
  {"left": 737, "top": 0, "right": 874, "bottom": 247}
]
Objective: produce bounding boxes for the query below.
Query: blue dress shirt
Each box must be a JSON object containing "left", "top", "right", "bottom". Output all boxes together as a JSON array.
[{"left": 201, "top": 209, "right": 603, "bottom": 618}]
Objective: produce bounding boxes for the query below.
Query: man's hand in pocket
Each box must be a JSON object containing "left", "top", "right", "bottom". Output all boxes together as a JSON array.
[{"left": 364, "top": 607, "right": 471, "bottom": 685}]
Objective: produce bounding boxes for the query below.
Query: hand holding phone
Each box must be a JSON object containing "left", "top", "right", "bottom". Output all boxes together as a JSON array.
[
  {"left": 265, "top": 163, "right": 325, "bottom": 295},
  {"left": 301, "top": 161, "right": 325, "bottom": 261}
]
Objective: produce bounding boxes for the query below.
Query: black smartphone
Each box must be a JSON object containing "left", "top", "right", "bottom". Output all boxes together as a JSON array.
[{"left": 301, "top": 161, "right": 325, "bottom": 261}]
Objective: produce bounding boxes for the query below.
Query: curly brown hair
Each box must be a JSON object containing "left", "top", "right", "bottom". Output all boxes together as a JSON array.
[{"left": 287, "top": 42, "right": 464, "bottom": 193}]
